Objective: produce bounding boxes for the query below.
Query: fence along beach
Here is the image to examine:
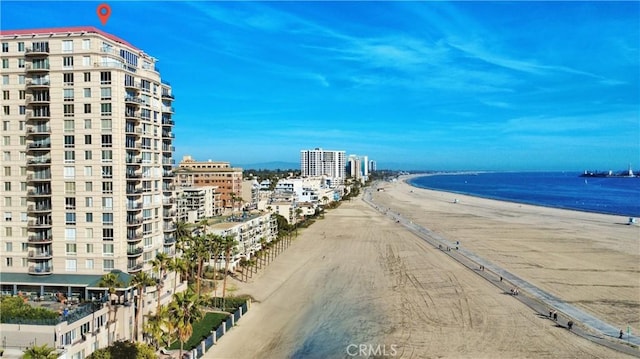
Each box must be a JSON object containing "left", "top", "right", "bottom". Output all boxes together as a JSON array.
[{"left": 207, "top": 177, "right": 638, "bottom": 358}]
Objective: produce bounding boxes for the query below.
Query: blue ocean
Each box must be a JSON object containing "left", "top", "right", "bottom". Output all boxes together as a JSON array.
[{"left": 408, "top": 172, "right": 640, "bottom": 217}]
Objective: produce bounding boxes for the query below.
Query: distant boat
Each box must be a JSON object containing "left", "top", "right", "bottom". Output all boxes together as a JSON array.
[{"left": 580, "top": 164, "right": 638, "bottom": 178}]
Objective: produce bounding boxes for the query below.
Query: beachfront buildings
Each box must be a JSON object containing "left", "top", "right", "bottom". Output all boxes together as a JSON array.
[
  {"left": 205, "top": 212, "right": 278, "bottom": 272},
  {"left": 175, "top": 155, "right": 243, "bottom": 212},
  {"left": 175, "top": 185, "right": 222, "bottom": 223},
  {"left": 347, "top": 154, "right": 370, "bottom": 182},
  {"left": 0, "top": 26, "right": 181, "bottom": 356},
  {"left": 300, "top": 148, "right": 346, "bottom": 185}
]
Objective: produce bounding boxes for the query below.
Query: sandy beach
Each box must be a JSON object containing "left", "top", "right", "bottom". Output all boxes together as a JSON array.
[{"left": 205, "top": 177, "right": 639, "bottom": 358}]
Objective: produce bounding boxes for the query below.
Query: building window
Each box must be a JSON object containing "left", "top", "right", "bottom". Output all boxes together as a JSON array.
[
  {"left": 102, "top": 182, "right": 113, "bottom": 194},
  {"left": 63, "top": 104, "right": 75, "bottom": 117},
  {"left": 86, "top": 213, "right": 93, "bottom": 222},
  {"left": 85, "top": 150, "right": 92, "bottom": 160},
  {"left": 101, "top": 150, "right": 112, "bottom": 163},
  {"left": 65, "top": 212, "right": 76, "bottom": 225},
  {"left": 83, "top": 56, "right": 90, "bottom": 67},
  {"left": 63, "top": 73, "right": 74, "bottom": 86},
  {"left": 62, "top": 40, "right": 73, "bottom": 53},
  {"left": 101, "top": 119, "right": 112, "bottom": 131},
  {"left": 64, "top": 119, "right": 75, "bottom": 131},
  {"left": 102, "top": 213, "right": 113, "bottom": 225},
  {"left": 1, "top": 43, "right": 8, "bottom": 52},
  {"left": 63, "top": 56, "right": 74, "bottom": 68},
  {"left": 84, "top": 72, "right": 91, "bottom": 82},
  {"left": 65, "top": 197, "right": 76, "bottom": 210},
  {"left": 86, "top": 259, "right": 94, "bottom": 269},
  {"left": 84, "top": 104, "right": 91, "bottom": 113},
  {"left": 2, "top": 59, "right": 8, "bottom": 69},
  {"left": 63, "top": 88, "right": 74, "bottom": 101},
  {"left": 84, "top": 166, "right": 92, "bottom": 176},
  {"left": 65, "top": 259, "right": 77, "bottom": 272},
  {"left": 17, "top": 42, "right": 24, "bottom": 52},
  {"left": 64, "top": 135, "right": 75, "bottom": 148},
  {"left": 85, "top": 182, "right": 92, "bottom": 191},
  {"left": 103, "top": 259, "right": 114, "bottom": 271},
  {"left": 86, "top": 244, "right": 94, "bottom": 253},
  {"left": 5, "top": 242, "right": 12, "bottom": 252},
  {"left": 66, "top": 243, "right": 77, "bottom": 255},
  {"left": 102, "top": 166, "right": 112, "bottom": 178},
  {"left": 100, "top": 71, "right": 111, "bottom": 85},
  {"left": 63, "top": 166, "right": 75, "bottom": 179},
  {"left": 18, "top": 59, "right": 25, "bottom": 68},
  {"left": 6, "top": 258, "right": 12, "bottom": 267},
  {"left": 64, "top": 150, "right": 75, "bottom": 163},
  {"left": 101, "top": 135, "right": 112, "bottom": 147},
  {"left": 84, "top": 119, "right": 92, "bottom": 129},
  {"left": 100, "top": 87, "right": 111, "bottom": 100},
  {"left": 65, "top": 182, "right": 76, "bottom": 194},
  {"left": 100, "top": 103, "right": 111, "bottom": 116}
]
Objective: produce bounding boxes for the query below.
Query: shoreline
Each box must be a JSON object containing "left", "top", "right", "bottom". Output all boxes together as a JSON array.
[{"left": 404, "top": 173, "right": 640, "bottom": 218}]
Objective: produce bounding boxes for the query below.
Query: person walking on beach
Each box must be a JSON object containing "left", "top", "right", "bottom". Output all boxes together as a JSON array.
[
  {"left": 553, "top": 311, "right": 558, "bottom": 321},
  {"left": 619, "top": 329, "right": 624, "bottom": 339}
]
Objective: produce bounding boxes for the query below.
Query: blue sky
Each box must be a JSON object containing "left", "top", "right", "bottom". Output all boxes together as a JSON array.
[{"left": 2, "top": 1, "right": 639, "bottom": 171}]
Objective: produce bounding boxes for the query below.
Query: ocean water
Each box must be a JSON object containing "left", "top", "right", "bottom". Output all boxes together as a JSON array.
[{"left": 408, "top": 172, "right": 640, "bottom": 217}]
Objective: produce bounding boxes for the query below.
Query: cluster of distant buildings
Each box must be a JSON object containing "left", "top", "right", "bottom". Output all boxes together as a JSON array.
[{"left": 0, "top": 26, "right": 375, "bottom": 359}]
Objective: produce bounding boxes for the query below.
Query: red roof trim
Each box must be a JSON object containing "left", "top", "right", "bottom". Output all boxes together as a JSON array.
[{"left": 0, "top": 26, "right": 139, "bottom": 52}]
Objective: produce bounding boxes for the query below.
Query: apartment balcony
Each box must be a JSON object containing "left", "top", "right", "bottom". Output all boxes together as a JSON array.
[
  {"left": 126, "top": 247, "right": 144, "bottom": 257},
  {"left": 26, "top": 79, "right": 50, "bottom": 89},
  {"left": 162, "top": 145, "right": 175, "bottom": 153},
  {"left": 28, "top": 251, "right": 53, "bottom": 260},
  {"left": 163, "top": 224, "right": 176, "bottom": 233},
  {"left": 164, "top": 236, "right": 176, "bottom": 245},
  {"left": 26, "top": 126, "right": 51, "bottom": 136},
  {"left": 162, "top": 198, "right": 175, "bottom": 205},
  {"left": 125, "top": 157, "right": 142, "bottom": 165},
  {"left": 127, "top": 232, "right": 143, "bottom": 242},
  {"left": 26, "top": 174, "right": 52, "bottom": 182},
  {"left": 162, "top": 106, "right": 174, "bottom": 113},
  {"left": 126, "top": 202, "right": 142, "bottom": 210},
  {"left": 126, "top": 218, "right": 143, "bottom": 227},
  {"left": 161, "top": 118, "right": 174, "bottom": 126},
  {"left": 26, "top": 142, "right": 51, "bottom": 151},
  {"left": 28, "top": 220, "right": 52, "bottom": 229},
  {"left": 125, "top": 112, "right": 141, "bottom": 120},
  {"left": 127, "top": 263, "right": 143, "bottom": 273},
  {"left": 28, "top": 236, "right": 52, "bottom": 244},
  {"left": 25, "top": 48, "right": 49, "bottom": 56},
  {"left": 163, "top": 171, "right": 175, "bottom": 177},
  {"left": 26, "top": 110, "right": 51, "bottom": 120},
  {"left": 124, "top": 81, "right": 140, "bottom": 91},
  {"left": 26, "top": 95, "right": 50, "bottom": 105},
  {"left": 27, "top": 204, "right": 52, "bottom": 213},
  {"left": 161, "top": 92, "right": 174, "bottom": 100},
  {"left": 125, "top": 143, "right": 141, "bottom": 151},
  {"left": 163, "top": 210, "right": 176, "bottom": 218},
  {"left": 26, "top": 158, "right": 51, "bottom": 166},
  {"left": 162, "top": 185, "right": 175, "bottom": 192},
  {"left": 161, "top": 132, "right": 175, "bottom": 139},
  {"left": 25, "top": 63, "right": 50, "bottom": 73},
  {"left": 28, "top": 266, "right": 53, "bottom": 275},
  {"left": 124, "top": 96, "right": 143, "bottom": 105},
  {"left": 27, "top": 189, "right": 52, "bottom": 197}
]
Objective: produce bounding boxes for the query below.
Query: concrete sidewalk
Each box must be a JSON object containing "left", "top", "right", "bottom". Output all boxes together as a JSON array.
[{"left": 364, "top": 190, "right": 640, "bottom": 357}]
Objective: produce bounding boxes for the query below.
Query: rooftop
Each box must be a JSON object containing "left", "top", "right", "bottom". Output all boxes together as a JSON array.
[{"left": 0, "top": 26, "right": 139, "bottom": 51}]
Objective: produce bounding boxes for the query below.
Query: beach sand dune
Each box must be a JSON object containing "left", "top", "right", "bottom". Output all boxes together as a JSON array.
[{"left": 206, "top": 181, "right": 637, "bottom": 358}]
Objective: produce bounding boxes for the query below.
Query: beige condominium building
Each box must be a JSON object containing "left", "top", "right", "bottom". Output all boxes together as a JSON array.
[
  {"left": 0, "top": 26, "right": 177, "bottom": 286},
  {"left": 176, "top": 155, "right": 242, "bottom": 211}
]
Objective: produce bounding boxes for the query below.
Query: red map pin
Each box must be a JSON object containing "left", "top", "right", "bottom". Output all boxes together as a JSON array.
[{"left": 97, "top": 4, "right": 111, "bottom": 26}]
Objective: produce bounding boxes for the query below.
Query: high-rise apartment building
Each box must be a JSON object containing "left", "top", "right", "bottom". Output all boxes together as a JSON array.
[
  {"left": 300, "top": 148, "right": 346, "bottom": 185},
  {"left": 0, "top": 27, "right": 177, "bottom": 278}
]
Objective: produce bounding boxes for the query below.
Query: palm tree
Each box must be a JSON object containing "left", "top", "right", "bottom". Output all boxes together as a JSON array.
[
  {"left": 21, "top": 344, "right": 58, "bottom": 359},
  {"left": 169, "top": 289, "right": 204, "bottom": 359},
  {"left": 151, "top": 252, "right": 170, "bottom": 314},
  {"left": 145, "top": 305, "right": 173, "bottom": 350},
  {"left": 130, "top": 271, "right": 156, "bottom": 342},
  {"left": 221, "top": 234, "right": 239, "bottom": 309},
  {"left": 98, "top": 272, "right": 124, "bottom": 345},
  {"left": 168, "top": 256, "right": 188, "bottom": 294}
]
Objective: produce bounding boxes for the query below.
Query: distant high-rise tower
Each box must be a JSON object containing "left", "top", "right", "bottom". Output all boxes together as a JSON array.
[
  {"left": 300, "top": 148, "right": 346, "bottom": 184},
  {"left": 369, "top": 160, "right": 377, "bottom": 172},
  {"left": 0, "top": 27, "right": 177, "bottom": 277}
]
